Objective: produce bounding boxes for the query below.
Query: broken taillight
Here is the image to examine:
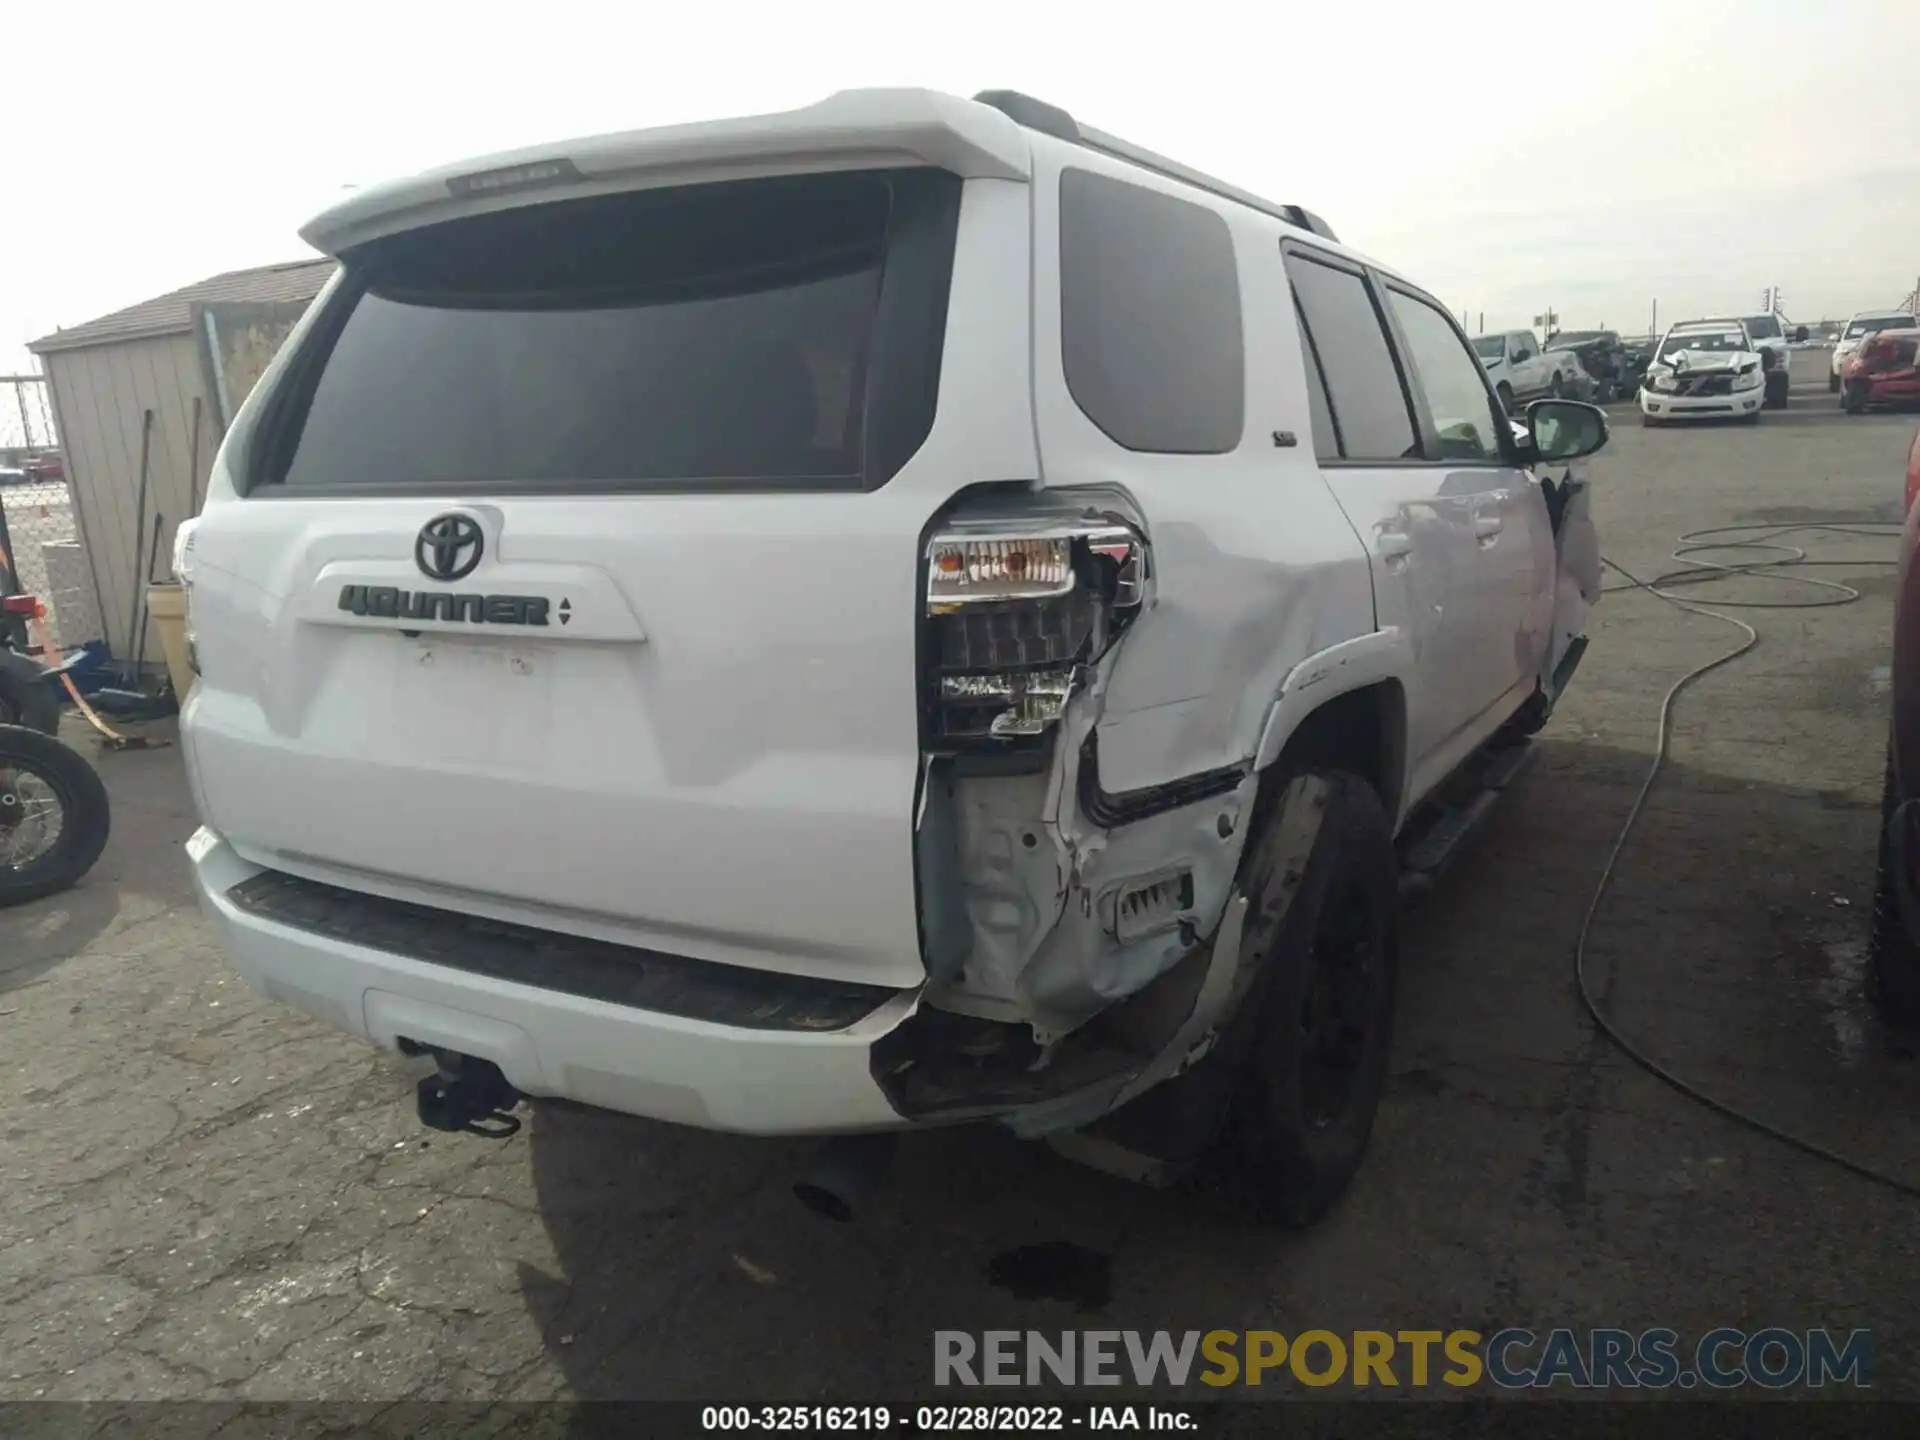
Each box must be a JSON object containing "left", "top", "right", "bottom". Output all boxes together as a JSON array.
[{"left": 922, "top": 523, "right": 1147, "bottom": 755}]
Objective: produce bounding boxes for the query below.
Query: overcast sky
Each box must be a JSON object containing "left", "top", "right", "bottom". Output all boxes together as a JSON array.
[{"left": 6, "top": 0, "right": 1918, "bottom": 377}]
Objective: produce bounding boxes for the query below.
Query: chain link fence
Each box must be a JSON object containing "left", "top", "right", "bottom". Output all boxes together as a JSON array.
[{"left": 1, "top": 374, "right": 99, "bottom": 657}]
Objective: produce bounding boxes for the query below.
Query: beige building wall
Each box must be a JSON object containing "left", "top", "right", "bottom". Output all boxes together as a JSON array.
[{"left": 41, "top": 333, "right": 214, "bottom": 665}]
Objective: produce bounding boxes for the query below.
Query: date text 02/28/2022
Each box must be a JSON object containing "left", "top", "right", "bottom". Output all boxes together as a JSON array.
[{"left": 700, "top": 1405, "right": 1194, "bottom": 1431}]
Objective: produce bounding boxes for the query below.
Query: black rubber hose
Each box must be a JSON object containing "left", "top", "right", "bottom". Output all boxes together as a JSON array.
[{"left": 1580, "top": 521, "right": 1920, "bottom": 1200}]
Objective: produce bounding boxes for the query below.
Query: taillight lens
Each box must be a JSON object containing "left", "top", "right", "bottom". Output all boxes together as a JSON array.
[
  {"left": 1, "top": 594, "right": 42, "bottom": 617},
  {"left": 171, "top": 517, "right": 201, "bottom": 674},
  {"left": 923, "top": 524, "right": 1147, "bottom": 753}
]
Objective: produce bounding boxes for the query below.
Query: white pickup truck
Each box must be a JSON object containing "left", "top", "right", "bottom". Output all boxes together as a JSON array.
[
  {"left": 173, "top": 87, "right": 1608, "bottom": 1227},
  {"left": 1473, "top": 329, "right": 1579, "bottom": 413}
]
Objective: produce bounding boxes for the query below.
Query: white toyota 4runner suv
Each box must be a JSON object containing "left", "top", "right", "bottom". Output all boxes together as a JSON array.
[{"left": 175, "top": 88, "right": 1607, "bottom": 1227}]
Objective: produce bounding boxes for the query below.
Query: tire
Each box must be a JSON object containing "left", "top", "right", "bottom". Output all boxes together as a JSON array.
[
  {"left": 0, "top": 723, "right": 110, "bottom": 908},
  {"left": 1740, "top": 410, "right": 1762, "bottom": 426},
  {"left": 1639, "top": 410, "right": 1661, "bottom": 427},
  {"left": 1222, "top": 769, "right": 1398, "bottom": 1228},
  {"left": 1872, "top": 751, "right": 1920, "bottom": 1021},
  {"left": 1828, "top": 372, "right": 1841, "bottom": 393},
  {"left": 1496, "top": 383, "right": 1514, "bottom": 417}
]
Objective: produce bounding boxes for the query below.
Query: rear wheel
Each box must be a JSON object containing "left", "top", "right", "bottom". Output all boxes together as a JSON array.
[
  {"left": 1222, "top": 769, "right": 1398, "bottom": 1228},
  {"left": 1873, "top": 751, "right": 1920, "bottom": 1021},
  {"left": 0, "top": 724, "right": 110, "bottom": 908}
]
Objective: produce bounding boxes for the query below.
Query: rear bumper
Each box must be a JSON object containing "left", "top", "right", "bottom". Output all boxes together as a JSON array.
[{"left": 187, "top": 825, "right": 917, "bottom": 1135}]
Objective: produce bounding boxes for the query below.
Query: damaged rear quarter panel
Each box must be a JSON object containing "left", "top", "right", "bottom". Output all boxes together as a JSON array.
[{"left": 917, "top": 144, "right": 1380, "bottom": 1043}]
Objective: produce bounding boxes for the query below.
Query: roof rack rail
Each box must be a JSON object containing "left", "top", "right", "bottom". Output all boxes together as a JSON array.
[{"left": 972, "top": 89, "right": 1338, "bottom": 243}]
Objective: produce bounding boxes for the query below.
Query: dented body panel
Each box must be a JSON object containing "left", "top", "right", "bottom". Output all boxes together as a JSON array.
[{"left": 181, "top": 85, "right": 1600, "bottom": 1150}]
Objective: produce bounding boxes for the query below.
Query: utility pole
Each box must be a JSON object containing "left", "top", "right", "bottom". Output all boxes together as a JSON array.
[
  {"left": 1650, "top": 299, "right": 1657, "bottom": 338},
  {"left": 1478, "top": 312, "right": 1484, "bottom": 334}
]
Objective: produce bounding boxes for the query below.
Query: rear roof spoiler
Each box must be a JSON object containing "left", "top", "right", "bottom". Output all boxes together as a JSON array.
[
  {"left": 973, "top": 89, "right": 1339, "bottom": 242},
  {"left": 300, "top": 89, "right": 1033, "bottom": 256}
]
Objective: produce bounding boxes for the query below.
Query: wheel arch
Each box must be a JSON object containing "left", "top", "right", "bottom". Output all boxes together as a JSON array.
[{"left": 1252, "top": 630, "right": 1412, "bottom": 829}]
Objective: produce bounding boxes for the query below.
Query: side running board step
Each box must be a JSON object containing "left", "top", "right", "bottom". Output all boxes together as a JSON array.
[{"left": 1397, "top": 739, "right": 1536, "bottom": 901}]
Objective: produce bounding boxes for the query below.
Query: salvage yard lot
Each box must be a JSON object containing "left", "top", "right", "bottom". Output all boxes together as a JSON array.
[{"left": 3, "top": 350, "right": 1917, "bottom": 1403}]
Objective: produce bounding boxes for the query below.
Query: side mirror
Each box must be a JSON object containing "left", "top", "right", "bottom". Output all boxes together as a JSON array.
[
  {"left": 1524, "top": 399, "right": 1609, "bottom": 464},
  {"left": 1793, "top": 325, "right": 1809, "bottom": 343}
]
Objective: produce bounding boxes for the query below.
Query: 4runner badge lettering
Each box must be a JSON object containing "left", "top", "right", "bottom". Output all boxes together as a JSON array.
[{"left": 337, "top": 585, "right": 552, "bottom": 627}]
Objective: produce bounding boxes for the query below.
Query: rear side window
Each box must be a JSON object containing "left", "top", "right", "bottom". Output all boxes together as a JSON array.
[
  {"left": 1293, "top": 301, "right": 1340, "bottom": 463},
  {"left": 1284, "top": 253, "right": 1418, "bottom": 462},
  {"left": 1060, "top": 168, "right": 1244, "bottom": 454},
  {"left": 252, "top": 169, "right": 961, "bottom": 494}
]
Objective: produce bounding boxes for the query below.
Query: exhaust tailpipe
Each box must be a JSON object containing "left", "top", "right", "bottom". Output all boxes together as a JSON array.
[{"left": 793, "top": 1133, "right": 898, "bottom": 1222}]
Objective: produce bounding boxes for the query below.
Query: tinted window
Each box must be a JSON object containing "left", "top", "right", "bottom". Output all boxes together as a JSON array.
[
  {"left": 1060, "top": 168, "right": 1244, "bottom": 454},
  {"left": 1293, "top": 301, "right": 1340, "bottom": 461},
  {"left": 1743, "top": 315, "right": 1782, "bottom": 339},
  {"left": 1385, "top": 290, "right": 1505, "bottom": 463},
  {"left": 1284, "top": 254, "right": 1418, "bottom": 461},
  {"left": 1471, "top": 335, "right": 1506, "bottom": 360},
  {"left": 262, "top": 170, "right": 959, "bottom": 492}
]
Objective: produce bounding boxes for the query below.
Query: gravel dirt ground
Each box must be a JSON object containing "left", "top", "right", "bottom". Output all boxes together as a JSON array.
[{"left": 2, "top": 349, "right": 1917, "bottom": 1411}]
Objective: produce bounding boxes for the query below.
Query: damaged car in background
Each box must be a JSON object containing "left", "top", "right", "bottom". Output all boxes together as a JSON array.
[
  {"left": 1639, "top": 319, "right": 1770, "bottom": 426},
  {"left": 1832, "top": 310, "right": 1920, "bottom": 392},
  {"left": 1840, "top": 320, "right": 1920, "bottom": 416},
  {"left": 174, "top": 87, "right": 1608, "bottom": 1228},
  {"left": 1545, "top": 329, "right": 1633, "bottom": 404}
]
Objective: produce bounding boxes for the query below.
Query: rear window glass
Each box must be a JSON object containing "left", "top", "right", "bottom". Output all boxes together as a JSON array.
[
  {"left": 1059, "top": 168, "right": 1245, "bottom": 454},
  {"left": 1284, "top": 253, "right": 1418, "bottom": 462},
  {"left": 260, "top": 169, "right": 960, "bottom": 493}
]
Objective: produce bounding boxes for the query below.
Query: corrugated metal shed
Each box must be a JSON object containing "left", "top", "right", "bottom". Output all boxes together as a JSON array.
[{"left": 26, "top": 259, "right": 334, "bottom": 672}]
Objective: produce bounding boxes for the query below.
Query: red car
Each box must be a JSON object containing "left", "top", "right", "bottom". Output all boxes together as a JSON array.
[
  {"left": 1842, "top": 326, "right": 1920, "bottom": 415},
  {"left": 1873, "top": 426, "right": 1920, "bottom": 1017}
]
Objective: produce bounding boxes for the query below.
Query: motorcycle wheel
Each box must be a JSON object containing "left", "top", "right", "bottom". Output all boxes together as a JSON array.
[{"left": 0, "top": 723, "right": 110, "bottom": 907}]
